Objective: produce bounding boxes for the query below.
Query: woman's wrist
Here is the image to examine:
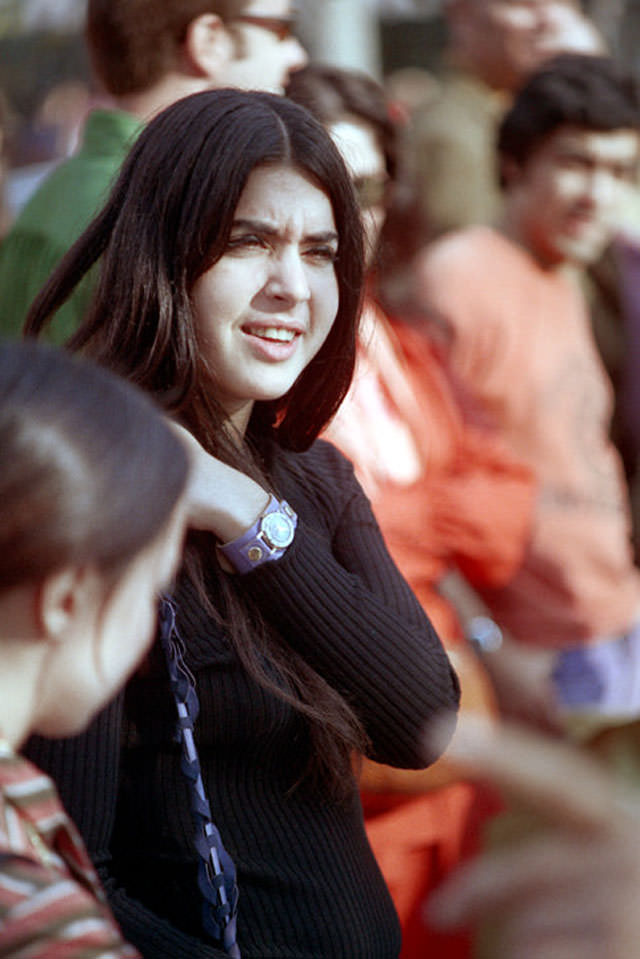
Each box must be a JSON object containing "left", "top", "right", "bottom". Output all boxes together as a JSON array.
[{"left": 210, "top": 483, "right": 271, "bottom": 542}]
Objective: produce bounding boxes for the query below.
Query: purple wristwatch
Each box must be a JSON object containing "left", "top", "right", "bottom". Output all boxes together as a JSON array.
[{"left": 218, "top": 495, "right": 298, "bottom": 574}]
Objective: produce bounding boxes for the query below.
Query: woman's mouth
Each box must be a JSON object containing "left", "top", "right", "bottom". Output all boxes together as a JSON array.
[
  {"left": 241, "top": 323, "right": 302, "bottom": 361},
  {"left": 243, "top": 325, "right": 298, "bottom": 343}
]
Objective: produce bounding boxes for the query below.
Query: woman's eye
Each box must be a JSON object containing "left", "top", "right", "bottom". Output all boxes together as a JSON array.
[
  {"left": 227, "top": 234, "right": 266, "bottom": 252},
  {"left": 305, "top": 246, "right": 338, "bottom": 264}
]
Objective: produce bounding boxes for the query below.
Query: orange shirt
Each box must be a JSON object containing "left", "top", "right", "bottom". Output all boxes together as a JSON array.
[{"left": 414, "top": 226, "right": 640, "bottom": 647}]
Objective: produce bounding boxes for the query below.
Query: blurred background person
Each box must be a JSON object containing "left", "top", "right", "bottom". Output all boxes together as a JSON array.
[
  {"left": 375, "top": 0, "right": 608, "bottom": 326},
  {"left": 385, "top": 2, "right": 639, "bottom": 536},
  {"left": 412, "top": 55, "right": 640, "bottom": 759},
  {"left": 0, "top": 0, "right": 307, "bottom": 344},
  {"left": 287, "top": 62, "right": 535, "bottom": 959},
  {"left": 408, "top": 0, "right": 605, "bottom": 246}
]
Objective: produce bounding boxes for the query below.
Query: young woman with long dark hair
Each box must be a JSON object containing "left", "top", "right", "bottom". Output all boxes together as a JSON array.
[{"left": 24, "top": 89, "right": 459, "bottom": 959}]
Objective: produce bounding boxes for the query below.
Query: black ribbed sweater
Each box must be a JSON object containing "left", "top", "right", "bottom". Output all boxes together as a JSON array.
[{"left": 26, "top": 438, "right": 459, "bottom": 958}]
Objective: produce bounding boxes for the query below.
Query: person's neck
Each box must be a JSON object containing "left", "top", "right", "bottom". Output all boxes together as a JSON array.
[
  {"left": 115, "top": 74, "right": 215, "bottom": 124},
  {"left": 0, "top": 591, "right": 49, "bottom": 750},
  {"left": 498, "top": 210, "right": 567, "bottom": 274},
  {"left": 447, "top": 46, "right": 517, "bottom": 95},
  {"left": 0, "top": 652, "right": 41, "bottom": 750},
  {"left": 226, "top": 405, "right": 253, "bottom": 443}
]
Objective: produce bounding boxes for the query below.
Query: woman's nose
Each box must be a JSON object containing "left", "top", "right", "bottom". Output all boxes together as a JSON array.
[{"left": 265, "top": 249, "right": 311, "bottom": 303}]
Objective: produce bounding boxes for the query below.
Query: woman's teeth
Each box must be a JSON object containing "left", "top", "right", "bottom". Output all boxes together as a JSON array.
[{"left": 246, "top": 327, "right": 296, "bottom": 342}]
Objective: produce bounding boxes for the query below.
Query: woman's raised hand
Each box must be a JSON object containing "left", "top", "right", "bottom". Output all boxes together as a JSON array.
[{"left": 170, "top": 423, "right": 270, "bottom": 542}]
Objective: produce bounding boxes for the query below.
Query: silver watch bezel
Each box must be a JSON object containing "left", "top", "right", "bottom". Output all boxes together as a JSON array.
[{"left": 260, "top": 507, "right": 296, "bottom": 550}]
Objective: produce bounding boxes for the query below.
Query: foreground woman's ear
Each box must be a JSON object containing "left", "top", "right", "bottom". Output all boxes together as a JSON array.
[{"left": 37, "top": 566, "right": 99, "bottom": 641}]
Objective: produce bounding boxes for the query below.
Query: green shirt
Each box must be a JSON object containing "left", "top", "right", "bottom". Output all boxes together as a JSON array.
[{"left": 0, "top": 108, "right": 143, "bottom": 344}]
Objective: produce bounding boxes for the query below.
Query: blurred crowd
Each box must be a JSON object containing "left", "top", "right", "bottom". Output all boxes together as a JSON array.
[{"left": 3, "top": 2, "right": 640, "bottom": 958}]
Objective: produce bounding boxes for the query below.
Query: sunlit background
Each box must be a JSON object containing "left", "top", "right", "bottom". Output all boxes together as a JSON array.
[{"left": 0, "top": 0, "right": 637, "bottom": 205}]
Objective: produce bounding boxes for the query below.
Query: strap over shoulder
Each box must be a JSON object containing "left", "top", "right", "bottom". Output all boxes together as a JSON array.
[{"left": 158, "top": 597, "right": 241, "bottom": 958}]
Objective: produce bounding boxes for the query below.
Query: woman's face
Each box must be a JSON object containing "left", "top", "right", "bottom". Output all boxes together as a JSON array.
[
  {"left": 191, "top": 163, "right": 340, "bottom": 433},
  {"left": 33, "top": 499, "right": 187, "bottom": 738}
]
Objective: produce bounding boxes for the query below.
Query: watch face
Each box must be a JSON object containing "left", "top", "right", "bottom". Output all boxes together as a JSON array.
[{"left": 261, "top": 510, "right": 295, "bottom": 549}]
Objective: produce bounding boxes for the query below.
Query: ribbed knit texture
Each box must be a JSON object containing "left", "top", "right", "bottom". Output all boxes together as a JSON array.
[{"left": 26, "top": 439, "right": 459, "bottom": 958}]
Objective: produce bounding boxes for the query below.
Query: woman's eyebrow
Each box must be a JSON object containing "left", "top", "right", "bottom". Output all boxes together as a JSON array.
[
  {"left": 231, "top": 218, "right": 275, "bottom": 233},
  {"left": 306, "top": 231, "right": 339, "bottom": 245},
  {"left": 231, "top": 218, "right": 339, "bottom": 244}
]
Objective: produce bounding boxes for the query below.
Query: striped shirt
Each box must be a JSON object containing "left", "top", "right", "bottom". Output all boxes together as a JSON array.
[{"left": 0, "top": 739, "right": 138, "bottom": 958}]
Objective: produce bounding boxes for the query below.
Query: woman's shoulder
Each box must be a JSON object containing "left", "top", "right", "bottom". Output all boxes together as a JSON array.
[
  {"left": 275, "top": 437, "right": 358, "bottom": 484},
  {"left": 271, "top": 438, "right": 364, "bottom": 523}
]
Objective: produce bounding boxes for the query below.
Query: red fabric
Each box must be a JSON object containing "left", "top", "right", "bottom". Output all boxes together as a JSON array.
[
  {"left": 362, "top": 783, "right": 503, "bottom": 958},
  {"left": 324, "top": 300, "right": 534, "bottom": 957}
]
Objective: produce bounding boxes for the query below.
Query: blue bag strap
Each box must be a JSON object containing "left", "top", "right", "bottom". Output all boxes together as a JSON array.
[{"left": 158, "top": 597, "right": 241, "bottom": 958}]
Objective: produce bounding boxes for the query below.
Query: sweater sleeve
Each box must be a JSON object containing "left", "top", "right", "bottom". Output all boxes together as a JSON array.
[
  {"left": 23, "top": 699, "right": 229, "bottom": 959},
  {"left": 236, "top": 442, "right": 460, "bottom": 768}
]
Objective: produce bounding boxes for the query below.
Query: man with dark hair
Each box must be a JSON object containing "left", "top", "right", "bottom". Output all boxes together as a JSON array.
[
  {"left": 0, "top": 0, "right": 306, "bottom": 342},
  {"left": 409, "top": 0, "right": 603, "bottom": 242},
  {"left": 413, "top": 54, "right": 640, "bottom": 735}
]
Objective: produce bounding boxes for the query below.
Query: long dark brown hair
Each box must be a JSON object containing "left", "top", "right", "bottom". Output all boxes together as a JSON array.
[{"left": 25, "top": 89, "right": 366, "bottom": 793}]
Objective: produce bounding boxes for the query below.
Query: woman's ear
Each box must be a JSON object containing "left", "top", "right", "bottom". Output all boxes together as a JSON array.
[
  {"left": 183, "top": 13, "right": 235, "bottom": 81},
  {"left": 37, "top": 566, "right": 98, "bottom": 641}
]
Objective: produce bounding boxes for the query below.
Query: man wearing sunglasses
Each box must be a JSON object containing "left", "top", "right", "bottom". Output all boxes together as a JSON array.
[
  {"left": 226, "top": 5, "right": 306, "bottom": 94},
  {"left": 0, "top": 0, "right": 307, "bottom": 343}
]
